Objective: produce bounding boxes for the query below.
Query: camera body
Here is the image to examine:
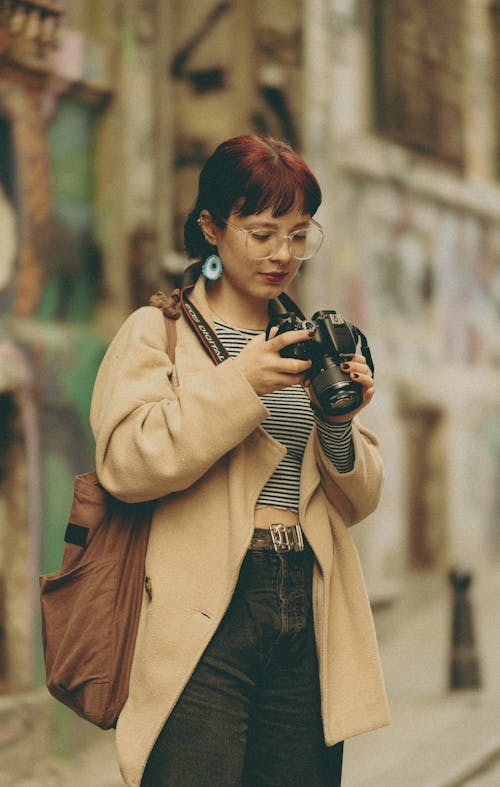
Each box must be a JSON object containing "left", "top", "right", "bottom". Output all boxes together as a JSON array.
[{"left": 270, "top": 310, "right": 367, "bottom": 416}]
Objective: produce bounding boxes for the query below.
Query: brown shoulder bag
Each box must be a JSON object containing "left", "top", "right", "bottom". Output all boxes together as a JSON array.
[{"left": 39, "top": 293, "right": 179, "bottom": 729}]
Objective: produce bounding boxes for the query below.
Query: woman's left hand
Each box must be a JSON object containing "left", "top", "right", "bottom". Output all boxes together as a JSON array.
[{"left": 303, "top": 353, "right": 375, "bottom": 423}]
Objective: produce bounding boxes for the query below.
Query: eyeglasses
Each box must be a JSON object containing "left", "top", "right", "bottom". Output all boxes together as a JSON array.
[{"left": 221, "top": 218, "right": 324, "bottom": 261}]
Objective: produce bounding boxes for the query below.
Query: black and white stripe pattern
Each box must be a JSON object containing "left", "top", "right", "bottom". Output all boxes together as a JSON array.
[
  {"left": 314, "top": 416, "right": 354, "bottom": 473},
  {"left": 214, "top": 320, "right": 354, "bottom": 512}
]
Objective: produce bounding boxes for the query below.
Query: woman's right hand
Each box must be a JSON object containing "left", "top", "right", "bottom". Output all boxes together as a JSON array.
[{"left": 233, "top": 328, "right": 313, "bottom": 395}]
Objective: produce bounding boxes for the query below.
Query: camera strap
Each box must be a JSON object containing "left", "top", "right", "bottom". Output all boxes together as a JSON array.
[
  {"left": 180, "top": 285, "right": 229, "bottom": 365},
  {"left": 178, "top": 262, "right": 305, "bottom": 366},
  {"left": 354, "top": 327, "right": 375, "bottom": 377},
  {"left": 177, "top": 263, "right": 375, "bottom": 378}
]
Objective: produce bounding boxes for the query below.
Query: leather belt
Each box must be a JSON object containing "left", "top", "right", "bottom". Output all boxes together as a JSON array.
[{"left": 250, "top": 523, "right": 305, "bottom": 554}]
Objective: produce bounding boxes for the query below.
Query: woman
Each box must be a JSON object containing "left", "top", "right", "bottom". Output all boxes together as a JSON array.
[{"left": 91, "top": 135, "right": 389, "bottom": 787}]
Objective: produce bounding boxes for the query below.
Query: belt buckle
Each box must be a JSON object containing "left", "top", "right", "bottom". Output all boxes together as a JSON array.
[{"left": 269, "top": 523, "right": 304, "bottom": 553}]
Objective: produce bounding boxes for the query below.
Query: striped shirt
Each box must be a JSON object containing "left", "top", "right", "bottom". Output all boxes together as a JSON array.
[{"left": 214, "top": 320, "right": 354, "bottom": 513}]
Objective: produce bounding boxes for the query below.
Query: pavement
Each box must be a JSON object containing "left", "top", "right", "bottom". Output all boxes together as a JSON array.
[
  {"left": 342, "top": 560, "right": 500, "bottom": 787},
  {"left": 0, "top": 734, "right": 122, "bottom": 787},
  {"left": 6, "top": 559, "right": 500, "bottom": 787}
]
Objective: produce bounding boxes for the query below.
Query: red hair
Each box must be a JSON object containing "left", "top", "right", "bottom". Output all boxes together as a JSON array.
[{"left": 185, "top": 135, "right": 322, "bottom": 259}]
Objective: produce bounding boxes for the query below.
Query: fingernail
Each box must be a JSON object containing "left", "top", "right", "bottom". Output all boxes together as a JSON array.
[
  {"left": 352, "top": 372, "right": 360, "bottom": 379},
  {"left": 341, "top": 363, "right": 350, "bottom": 370},
  {"left": 308, "top": 330, "right": 315, "bottom": 337}
]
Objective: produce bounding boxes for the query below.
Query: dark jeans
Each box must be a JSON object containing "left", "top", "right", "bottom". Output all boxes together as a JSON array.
[{"left": 141, "top": 545, "right": 343, "bottom": 787}]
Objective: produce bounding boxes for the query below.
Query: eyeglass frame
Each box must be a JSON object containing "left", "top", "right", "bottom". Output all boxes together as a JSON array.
[{"left": 217, "top": 216, "right": 324, "bottom": 261}]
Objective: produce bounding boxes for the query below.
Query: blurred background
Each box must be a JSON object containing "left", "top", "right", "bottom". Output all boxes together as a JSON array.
[{"left": 1, "top": 1, "right": 500, "bottom": 785}]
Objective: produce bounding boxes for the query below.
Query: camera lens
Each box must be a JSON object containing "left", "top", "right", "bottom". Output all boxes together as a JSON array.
[
  {"left": 324, "top": 387, "right": 362, "bottom": 413},
  {"left": 312, "top": 370, "right": 363, "bottom": 416}
]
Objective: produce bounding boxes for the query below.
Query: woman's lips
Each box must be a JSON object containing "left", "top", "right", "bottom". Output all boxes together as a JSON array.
[{"left": 261, "top": 272, "right": 287, "bottom": 283}]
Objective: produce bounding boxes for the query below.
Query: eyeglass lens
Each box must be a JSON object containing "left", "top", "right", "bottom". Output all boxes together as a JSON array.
[{"left": 247, "top": 227, "right": 323, "bottom": 260}]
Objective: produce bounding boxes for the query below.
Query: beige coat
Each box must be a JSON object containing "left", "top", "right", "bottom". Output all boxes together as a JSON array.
[{"left": 90, "top": 277, "right": 390, "bottom": 787}]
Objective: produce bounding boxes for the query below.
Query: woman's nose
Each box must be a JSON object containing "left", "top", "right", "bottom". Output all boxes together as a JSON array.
[{"left": 270, "top": 236, "right": 291, "bottom": 262}]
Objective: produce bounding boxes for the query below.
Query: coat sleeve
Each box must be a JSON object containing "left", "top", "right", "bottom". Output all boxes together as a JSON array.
[
  {"left": 90, "top": 307, "right": 269, "bottom": 503},
  {"left": 312, "top": 420, "right": 384, "bottom": 526}
]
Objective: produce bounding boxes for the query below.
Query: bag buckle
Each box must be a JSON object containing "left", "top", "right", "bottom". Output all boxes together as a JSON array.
[{"left": 269, "top": 523, "right": 304, "bottom": 553}]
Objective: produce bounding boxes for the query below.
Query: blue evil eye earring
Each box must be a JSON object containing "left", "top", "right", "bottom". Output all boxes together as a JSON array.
[
  {"left": 197, "top": 215, "right": 223, "bottom": 281},
  {"left": 202, "top": 254, "right": 223, "bottom": 281}
]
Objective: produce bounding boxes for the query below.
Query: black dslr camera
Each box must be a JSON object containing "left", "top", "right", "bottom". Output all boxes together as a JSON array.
[{"left": 267, "top": 310, "right": 374, "bottom": 416}]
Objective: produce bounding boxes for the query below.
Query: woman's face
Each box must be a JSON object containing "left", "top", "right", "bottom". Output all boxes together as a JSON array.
[{"left": 203, "top": 205, "right": 311, "bottom": 303}]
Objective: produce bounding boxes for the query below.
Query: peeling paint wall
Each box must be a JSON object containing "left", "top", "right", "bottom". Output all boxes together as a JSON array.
[{"left": 302, "top": 0, "right": 500, "bottom": 596}]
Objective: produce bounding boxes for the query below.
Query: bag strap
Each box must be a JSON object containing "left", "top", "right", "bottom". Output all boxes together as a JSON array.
[{"left": 148, "top": 291, "right": 179, "bottom": 364}]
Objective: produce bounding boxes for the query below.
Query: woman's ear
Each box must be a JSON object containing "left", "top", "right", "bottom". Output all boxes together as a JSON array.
[{"left": 198, "top": 210, "right": 218, "bottom": 246}]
